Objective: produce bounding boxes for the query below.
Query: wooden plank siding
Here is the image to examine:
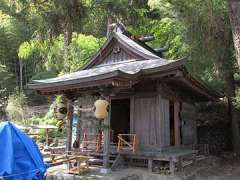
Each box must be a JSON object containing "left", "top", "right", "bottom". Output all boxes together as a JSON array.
[
  {"left": 157, "top": 95, "right": 170, "bottom": 148},
  {"left": 130, "top": 93, "right": 172, "bottom": 150},
  {"left": 98, "top": 43, "right": 138, "bottom": 65},
  {"left": 180, "top": 103, "right": 197, "bottom": 145},
  {"left": 174, "top": 101, "right": 181, "bottom": 146}
]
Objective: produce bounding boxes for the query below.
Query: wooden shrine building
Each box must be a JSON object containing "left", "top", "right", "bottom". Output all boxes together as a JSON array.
[{"left": 28, "top": 24, "right": 222, "bottom": 173}]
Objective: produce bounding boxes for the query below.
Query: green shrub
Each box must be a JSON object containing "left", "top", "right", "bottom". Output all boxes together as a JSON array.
[{"left": 6, "top": 91, "right": 28, "bottom": 124}]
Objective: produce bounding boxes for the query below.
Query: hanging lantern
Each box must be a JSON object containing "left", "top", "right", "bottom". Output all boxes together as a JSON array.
[{"left": 94, "top": 99, "right": 109, "bottom": 119}]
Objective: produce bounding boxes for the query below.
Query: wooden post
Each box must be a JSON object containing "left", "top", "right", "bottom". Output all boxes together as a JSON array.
[
  {"left": 103, "top": 98, "right": 111, "bottom": 169},
  {"left": 178, "top": 157, "right": 183, "bottom": 171},
  {"left": 82, "top": 133, "right": 87, "bottom": 151},
  {"left": 96, "top": 120, "right": 103, "bottom": 152},
  {"left": 148, "top": 158, "right": 153, "bottom": 173},
  {"left": 117, "top": 136, "right": 121, "bottom": 152},
  {"left": 174, "top": 101, "right": 181, "bottom": 146},
  {"left": 46, "top": 128, "right": 49, "bottom": 146},
  {"left": 66, "top": 98, "right": 74, "bottom": 153},
  {"left": 169, "top": 157, "right": 175, "bottom": 176},
  {"left": 76, "top": 111, "right": 82, "bottom": 144}
]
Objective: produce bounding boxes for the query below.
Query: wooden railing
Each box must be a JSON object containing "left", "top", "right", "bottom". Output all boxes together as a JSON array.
[
  {"left": 49, "top": 154, "right": 90, "bottom": 174},
  {"left": 117, "top": 134, "right": 138, "bottom": 153},
  {"left": 82, "top": 133, "right": 103, "bottom": 152}
]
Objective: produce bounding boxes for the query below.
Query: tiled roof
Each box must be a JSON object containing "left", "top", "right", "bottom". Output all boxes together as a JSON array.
[{"left": 29, "top": 59, "right": 183, "bottom": 89}]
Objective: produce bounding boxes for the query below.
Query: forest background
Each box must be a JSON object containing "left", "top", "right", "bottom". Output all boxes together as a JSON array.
[{"left": 1, "top": 0, "right": 240, "bottom": 148}]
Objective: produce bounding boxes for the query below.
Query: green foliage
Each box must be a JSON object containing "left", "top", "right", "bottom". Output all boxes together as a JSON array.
[
  {"left": 150, "top": 18, "right": 187, "bottom": 59},
  {"left": 0, "top": 0, "right": 240, "bottom": 125},
  {"left": 0, "top": 64, "right": 13, "bottom": 117},
  {"left": 0, "top": 9, "right": 32, "bottom": 98},
  {"left": 66, "top": 33, "right": 105, "bottom": 73},
  {"left": 146, "top": 0, "right": 236, "bottom": 94},
  {"left": 18, "top": 41, "right": 34, "bottom": 60},
  {"left": 28, "top": 103, "right": 64, "bottom": 142},
  {"left": 0, "top": 64, "right": 12, "bottom": 86},
  {"left": 6, "top": 91, "right": 28, "bottom": 124},
  {"left": 29, "top": 116, "right": 63, "bottom": 143},
  {"left": 233, "top": 88, "right": 240, "bottom": 111},
  {"left": 18, "top": 33, "right": 104, "bottom": 77}
]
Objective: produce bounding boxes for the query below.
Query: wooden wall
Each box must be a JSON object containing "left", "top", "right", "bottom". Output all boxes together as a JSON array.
[
  {"left": 100, "top": 44, "right": 136, "bottom": 65},
  {"left": 157, "top": 94, "right": 170, "bottom": 148},
  {"left": 130, "top": 93, "right": 173, "bottom": 150},
  {"left": 181, "top": 102, "right": 197, "bottom": 145},
  {"left": 75, "top": 82, "right": 196, "bottom": 151},
  {"left": 132, "top": 95, "right": 156, "bottom": 149}
]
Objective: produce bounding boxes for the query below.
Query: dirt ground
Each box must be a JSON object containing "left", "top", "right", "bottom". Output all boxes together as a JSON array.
[
  {"left": 46, "top": 154, "right": 240, "bottom": 180},
  {"left": 176, "top": 154, "right": 240, "bottom": 180}
]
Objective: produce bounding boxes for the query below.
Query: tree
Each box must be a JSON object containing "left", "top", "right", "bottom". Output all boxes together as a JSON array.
[
  {"left": 6, "top": 91, "right": 28, "bottom": 124},
  {"left": 228, "top": 0, "right": 240, "bottom": 69},
  {"left": 0, "top": 64, "right": 12, "bottom": 117},
  {"left": 148, "top": 0, "right": 240, "bottom": 149},
  {"left": 0, "top": 9, "right": 34, "bottom": 90},
  {"left": 18, "top": 33, "right": 104, "bottom": 79}
]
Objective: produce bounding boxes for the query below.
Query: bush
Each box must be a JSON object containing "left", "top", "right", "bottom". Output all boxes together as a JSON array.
[
  {"left": 6, "top": 91, "right": 28, "bottom": 124},
  {"left": 29, "top": 116, "right": 64, "bottom": 143}
]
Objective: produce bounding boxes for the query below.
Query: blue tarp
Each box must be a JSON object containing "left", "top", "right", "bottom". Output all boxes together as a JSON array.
[{"left": 0, "top": 121, "right": 48, "bottom": 180}]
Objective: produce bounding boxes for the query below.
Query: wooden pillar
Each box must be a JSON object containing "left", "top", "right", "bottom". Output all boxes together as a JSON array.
[
  {"left": 103, "top": 98, "right": 111, "bottom": 168},
  {"left": 46, "top": 128, "right": 49, "bottom": 146},
  {"left": 174, "top": 101, "right": 181, "bottom": 146},
  {"left": 169, "top": 157, "right": 175, "bottom": 176},
  {"left": 66, "top": 98, "right": 74, "bottom": 153},
  {"left": 130, "top": 96, "right": 135, "bottom": 134},
  {"left": 76, "top": 108, "right": 81, "bottom": 148},
  {"left": 148, "top": 158, "right": 153, "bottom": 173}
]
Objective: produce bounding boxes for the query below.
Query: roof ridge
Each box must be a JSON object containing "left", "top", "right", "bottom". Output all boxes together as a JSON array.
[
  {"left": 82, "top": 25, "right": 166, "bottom": 70},
  {"left": 113, "top": 32, "right": 161, "bottom": 59}
]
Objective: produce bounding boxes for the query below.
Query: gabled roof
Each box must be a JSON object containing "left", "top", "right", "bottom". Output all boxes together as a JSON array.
[
  {"left": 82, "top": 25, "right": 161, "bottom": 69},
  {"left": 27, "top": 25, "right": 223, "bottom": 101}
]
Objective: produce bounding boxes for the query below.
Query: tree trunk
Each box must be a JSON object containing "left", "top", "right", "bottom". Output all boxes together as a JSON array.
[
  {"left": 19, "top": 59, "right": 23, "bottom": 91},
  {"left": 228, "top": 0, "right": 240, "bottom": 68},
  {"left": 64, "top": 14, "right": 73, "bottom": 47},
  {"left": 64, "top": 0, "right": 76, "bottom": 47},
  {"left": 106, "top": 16, "right": 113, "bottom": 38},
  {"left": 225, "top": 70, "right": 240, "bottom": 150}
]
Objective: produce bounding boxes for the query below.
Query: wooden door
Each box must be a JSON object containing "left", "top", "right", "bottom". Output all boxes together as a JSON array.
[{"left": 133, "top": 96, "right": 156, "bottom": 149}]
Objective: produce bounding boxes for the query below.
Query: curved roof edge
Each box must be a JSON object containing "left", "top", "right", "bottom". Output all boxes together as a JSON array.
[
  {"left": 28, "top": 59, "right": 184, "bottom": 90},
  {"left": 81, "top": 28, "right": 162, "bottom": 70}
]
